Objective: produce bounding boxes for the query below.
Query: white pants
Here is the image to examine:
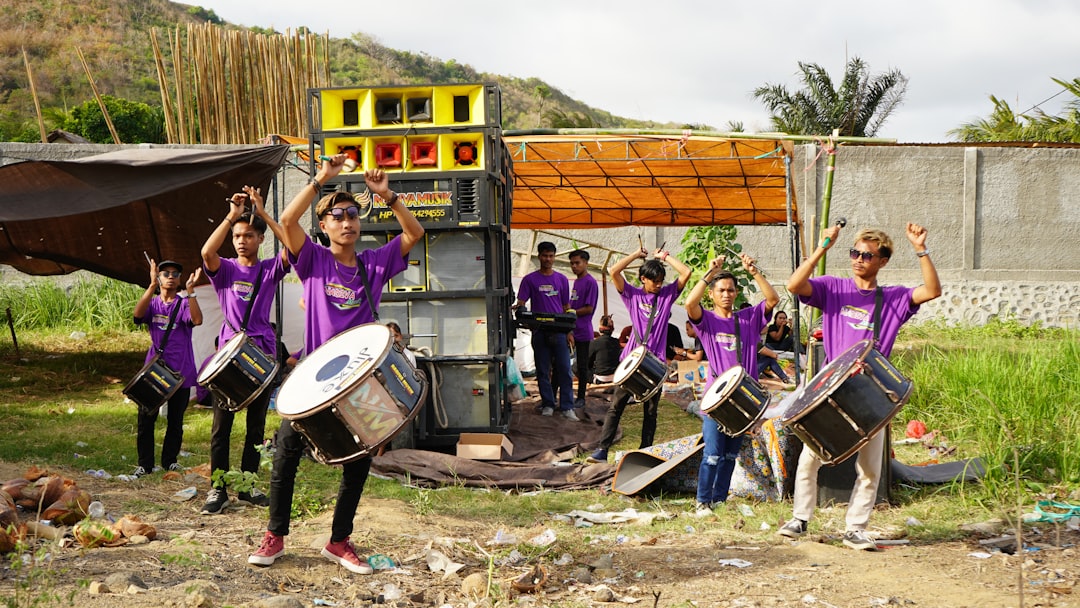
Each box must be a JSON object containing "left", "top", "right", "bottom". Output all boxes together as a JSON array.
[{"left": 791, "top": 428, "right": 885, "bottom": 532}]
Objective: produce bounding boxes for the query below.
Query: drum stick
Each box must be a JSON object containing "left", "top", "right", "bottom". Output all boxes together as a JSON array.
[
  {"left": 725, "top": 247, "right": 766, "bottom": 278},
  {"left": 637, "top": 233, "right": 644, "bottom": 253},
  {"left": 318, "top": 154, "right": 358, "bottom": 172},
  {"left": 821, "top": 217, "right": 847, "bottom": 247},
  {"left": 143, "top": 251, "right": 152, "bottom": 265}
]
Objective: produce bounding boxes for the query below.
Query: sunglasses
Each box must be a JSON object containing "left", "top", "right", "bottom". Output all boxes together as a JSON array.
[
  {"left": 848, "top": 248, "right": 880, "bottom": 262},
  {"left": 160, "top": 270, "right": 181, "bottom": 278},
  {"left": 323, "top": 205, "right": 360, "bottom": 221}
]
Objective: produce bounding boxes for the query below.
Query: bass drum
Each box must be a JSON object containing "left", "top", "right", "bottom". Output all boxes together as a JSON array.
[
  {"left": 700, "top": 365, "right": 770, "bottom": 436},
  {"left": 197, "top": 332, "right": 279, "bottom": 411},
  {"left": 613, "top": 345, "right": 667, "bottom": 402},
  {"left": 780, "top": 339, "right": 912, "bottom": 464},
  {"left": 123, "top": 355, "right": 184, "bottom": 414},
  {"left": 276, "top": 323, "right": 428, "bottom": 465}
]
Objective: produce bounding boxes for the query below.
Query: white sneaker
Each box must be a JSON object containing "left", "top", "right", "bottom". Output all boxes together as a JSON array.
[
  {"left": 842, "top": 530, "right": 877, "bottom": 551},
  {"left": 561, "top": 409, "right": 580, "bottom": 421},
  {"left": 541, "top": 407, "right": 554, "bottom": 416}
]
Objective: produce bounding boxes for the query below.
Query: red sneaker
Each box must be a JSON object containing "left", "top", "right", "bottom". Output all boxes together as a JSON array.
[
  {"left": 248, "top": 531, "right": 284, "bottom": 566},
  {"left": 321, "top": 537, "right": 373, "bottom": 574}
]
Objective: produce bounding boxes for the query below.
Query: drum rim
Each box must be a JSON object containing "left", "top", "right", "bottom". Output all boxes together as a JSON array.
[
  {"left": 197, "top": 331, "right": 250, "bottom": 384},
  {"left": 700, "top": 365, "right": 750, "bottom": 414},
  {"left": 780, "top": 339, "right": 873, "bottom": 424},
  {"left": 277, "top": 323, "right": 394, "bottom": 417},
  {"left": 613, "top": 344, "right": 648, "bottom": 383},
  {"left": 806, "top": 399, "right": 904, "bottom": 465}
]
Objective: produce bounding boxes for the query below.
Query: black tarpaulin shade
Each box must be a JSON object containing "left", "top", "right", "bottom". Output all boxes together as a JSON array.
[{"left": 0, "top": 146, "right": 289, "bottom": 284}]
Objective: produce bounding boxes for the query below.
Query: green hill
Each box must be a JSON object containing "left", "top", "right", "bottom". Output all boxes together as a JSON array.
[{"left": 0, "top": 1, "right": 684, "bottom": 142}]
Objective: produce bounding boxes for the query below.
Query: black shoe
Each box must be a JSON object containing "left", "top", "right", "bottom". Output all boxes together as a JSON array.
[
  {"left": 778, "top": 518, "right": 807, "bottom": 539},
  {"left": 238, "top": 488, "right": 270, "bottom": 507},
  {"left": 200, "top": 488, "right": 230, "bottom": 515}
]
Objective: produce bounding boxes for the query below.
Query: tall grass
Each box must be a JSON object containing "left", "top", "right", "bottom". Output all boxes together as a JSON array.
[
  {"left": 0, "top": 276, "right": 142, "bottom": 331},
  {"left": 894, "top": 320, "right": 1080, "bottom": 496}
]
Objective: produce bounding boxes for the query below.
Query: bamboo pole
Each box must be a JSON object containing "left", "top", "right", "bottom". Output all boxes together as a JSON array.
[
  {"left": 21, "top": 48, "right": 47, "bottom": 143},
  {"left": 150, "top": 30, "right": 178, "bottom": 143},
  {"left": 75, "top": 46, "right": 121, "bottom": 144}
]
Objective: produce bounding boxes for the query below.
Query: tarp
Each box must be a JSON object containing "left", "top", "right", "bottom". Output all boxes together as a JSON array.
[
  {"left": 0, "top": 146, "right": 289, "bottom": 284},
  {"left": 505, "top": 133, "right": 797, "bottom": 229}
]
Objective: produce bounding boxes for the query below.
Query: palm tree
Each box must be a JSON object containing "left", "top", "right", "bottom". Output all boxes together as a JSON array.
[
  {"left": 753, "top": 57, "right": 907, "bottom": 137},
  {"left": 951, "top": 77, "right": 1080, "bottom": 143}
]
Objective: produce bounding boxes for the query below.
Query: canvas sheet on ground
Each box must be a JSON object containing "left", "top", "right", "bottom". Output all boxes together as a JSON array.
[{"left": 372, "top": 395, "right": 618, "bottom": 490}]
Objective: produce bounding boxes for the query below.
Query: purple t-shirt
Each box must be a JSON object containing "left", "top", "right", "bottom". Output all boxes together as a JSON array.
[
  {"left": 692, "top": 300, "right": 769, "bottom": 384},
  {"left": 289, "top": 234, "right": 407, "bottom": 356},
  {"left": 570, "top": 273, "right": 599, "bottom": 342},
  {"left": 136, "top": 296, "right": 197, "bottom": 388},
  {"left": 800, "top": 275, "right": 918, "bottom": 360},
  {"left": 619, "top": 280, "right": 683, "bottom": 361},
  {"left": 206, "top": 256, "right": 289, "bottom": 356},
  {"left": 517, "top": 270, "right": 570, "bottom": 315}
]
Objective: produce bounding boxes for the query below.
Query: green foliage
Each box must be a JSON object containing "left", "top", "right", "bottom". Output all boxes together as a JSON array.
[
  {"left": 677, "top": 225, "right": 757, "bottom": 307},
  {"left": 4, "top": 538, "right": 82, "bottom": 608},
  {"left": 0, "top": 276, "right": 143, "bottom": 331},
  {"left": 951, "top": 77, "right": 1080, "bottom": 143},
  {"left": 62, "top": 95, "right": 165, "bottom": 144},
  {"left": 753, "top": 57, "right": 908, "bottom": 137},
  {"left": 186, "top": 6, "right": 223, "bottom": 25}
]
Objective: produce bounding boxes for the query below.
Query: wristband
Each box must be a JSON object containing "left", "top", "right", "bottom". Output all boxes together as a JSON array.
[
  {"left": 308, "top": 176, "right": 322, "bottom": 189},
  {"left": 916, "top": 249, "right": 931, "bottom": 258},
  {"left": 386, "top": 192, "right": 399, "bottom": 207},
  {"left": 225, "top": 217, "right": 235, "bottom": 226},
  {"left": 658, "top": 251, "right": 669, "bottom": 261}
]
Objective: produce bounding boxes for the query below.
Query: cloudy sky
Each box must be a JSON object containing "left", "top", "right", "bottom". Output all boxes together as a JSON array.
[{"left": 191, "top": 0, "right": 1080, "bottom": 142}]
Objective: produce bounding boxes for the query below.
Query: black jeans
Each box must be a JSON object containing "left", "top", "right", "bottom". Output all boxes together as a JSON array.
[
  {"left": 136, "top": 390, "right": 189, "bottom": 471},
  {"left": 208, "top": 387, "right": 271, "bottom": 489},
  {"left": 267, "top": 418, "right": 371, "bottom": 543},
  {"left": 574, "top": 339, "right": 591, "bottom": 402},
  {"left": 597, "top": 386, "right": 660, "bottom": 450}
]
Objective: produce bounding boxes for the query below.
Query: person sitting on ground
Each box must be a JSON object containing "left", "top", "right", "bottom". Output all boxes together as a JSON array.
[
  {"left": 756, "top": 344, "right": 792, "bottom": 384},
  {"left": 588, "top": 315, "right": 622, "bottom": 385}
]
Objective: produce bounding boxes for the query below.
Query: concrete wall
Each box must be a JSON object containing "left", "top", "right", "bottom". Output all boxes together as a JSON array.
[{"left": 511, "top": 144, "right": 1080, "bottom": 328}]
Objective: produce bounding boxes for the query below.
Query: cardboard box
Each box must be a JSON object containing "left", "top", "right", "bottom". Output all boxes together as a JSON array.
[
  {"left": 676, "top": 360, "right": 709, "bottom": 384},
  {"left": 456, "top": 433, "right": 514, "bottom": 460}
]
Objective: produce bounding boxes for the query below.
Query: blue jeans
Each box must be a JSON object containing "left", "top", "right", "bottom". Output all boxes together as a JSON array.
[
  {"left": 532, "top": 329, "right": 574, "bottom": 411},
  {"left": 757, "top": 355, "right": 790, "bottom": 382},
  {"left": 696, "top": 416, "right": 744, "bottom": 504}
]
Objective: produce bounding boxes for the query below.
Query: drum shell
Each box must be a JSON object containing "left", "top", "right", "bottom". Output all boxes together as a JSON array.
[
  {"left": 781, "top": 342, "right": 913, "bottom": 465},
  {"left": 701, "top": 370, "right": 769, "bottom": 436},
  {"left": 123, "top": 356, "right": 184, "bottom": 414},
  {"left": 197, "top": 334, "right": 279, "bottom": 411},
  {"left": 613, "top": 347, "right": 667, "bottom": 402},
  {"left": 280, "top": 329, "right": 428, "bottom": 465}
]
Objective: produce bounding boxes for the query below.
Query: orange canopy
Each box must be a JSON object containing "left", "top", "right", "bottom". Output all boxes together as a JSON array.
[{"left": 504, "top": 133, "right": 797, "bottom": 229}]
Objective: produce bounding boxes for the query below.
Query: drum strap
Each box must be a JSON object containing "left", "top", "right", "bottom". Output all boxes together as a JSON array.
[
  {"left": 239, "top": 266, "right": 265, "bottom": 332},
  {"left": 356, "top": 261, "right": 379, "bottom": 322},
  {"left": 632, "top": 293, "right": 660, "bottom": 349},
  {"left": 732, "top": 309, "right": 742, "bottom": 364},
  {"left": 155, "top": 297, "right": 183, "bottom": 356},
  {"left": 872, "top": 286, "right": 883, "bottom": 348}
]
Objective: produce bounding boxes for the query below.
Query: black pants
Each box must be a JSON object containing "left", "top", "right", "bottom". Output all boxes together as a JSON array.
[
  {"left": 266, "top": 418, "right": 371, "bottom": 543},
  {"left": 208, "top": 387, "right": 271, "bottom": 489},
  {"left": 574, "top": 339, "right": 591, "bottom": 402},
  {"left": 136, "top": 389, "right": 189, "bottom": 471},
  {"left": 597, "top": 386, "right": 660, "bottom": 450}
]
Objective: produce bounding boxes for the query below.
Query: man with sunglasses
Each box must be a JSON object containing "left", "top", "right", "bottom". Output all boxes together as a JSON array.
[
  {"left": 248, "top": 155, "right": 423, "bottom": 575},
  {"left": 778, "top": 223, "right": 941, "bottom": 551},
  {"left": 199, "top": 185, "right": 291, "bottom": 515}
]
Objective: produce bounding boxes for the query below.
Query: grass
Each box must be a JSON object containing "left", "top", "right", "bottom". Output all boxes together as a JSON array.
[{"left": 1, "top": 277, "right": 1078, "bottom": 551}]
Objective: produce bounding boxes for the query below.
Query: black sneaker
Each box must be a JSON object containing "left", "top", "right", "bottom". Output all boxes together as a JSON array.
[
  {"left": 200, "top": 488, "right": 230, "bottom": 515},
  {"left": 238, "top": 488, "right": 270, "bottom": 507},
  {"left": 778, "top": 518, "right": 807, "bottom": 539},
  {"left": 842, "top": 530, "right": 877, "bottom": 551}
]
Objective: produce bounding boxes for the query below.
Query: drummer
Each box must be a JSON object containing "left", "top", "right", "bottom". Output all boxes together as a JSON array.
[
  {"left": 587, "top": 244, "right": 692, "bottom": 463},
  {"left": 686, "top": 253, "right": 779, "bottom": 510},
  {"left": 247, "top": 156, "right": 424, "bottom": 574},
  {"left": 778, "top": 223, "right": 941, "bottom": 551},
  {"left": 199, "top": 186, "right": 291, "bottom": 515}
]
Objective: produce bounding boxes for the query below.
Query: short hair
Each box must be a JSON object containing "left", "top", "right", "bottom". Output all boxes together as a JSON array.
[
  {"left": 385, "top": 321, "right": 402, "bottom": 334},
  {"left": 236, "top": 212, "right": 267, "bottom": 235},
  {"left": 599, "top": 314, "right": 614, "bottom": 332},
  {"left": 569, "top": 249, "right": 589, "bottom": 261},
  {"left": 708, "top": 271, "right": 737, "bottom": 291},
  {"left": 537, "top": 241, "right": 556, "bottom": 255},
  {"left": 314, "top": 191, "right": 359, "bottom": 218},
  {"left": 639, "top": 259, "right": 666, "bottom": 282},
  {"left": 854, "top": 228, "right": 893, "bottom": 259}
]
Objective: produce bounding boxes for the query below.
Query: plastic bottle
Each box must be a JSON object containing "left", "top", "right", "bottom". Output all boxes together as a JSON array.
[{"left": 87, "top": 501, "right": 105, "bottom": 519}]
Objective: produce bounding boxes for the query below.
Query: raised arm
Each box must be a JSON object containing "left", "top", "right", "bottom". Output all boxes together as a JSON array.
[
  {"left": 738, "top": 252, "right": 780, "bottom": 314},
  {"left": 133, "top": 258, "right": 158, "bottom": 320},
  {"left": 609, "top": 246, "right": 646, "bottom": 294},
  {"left": 364, "top": 169, "right": 425, "bottom": 255},
  {"left": 246, "top": 185, "right": 291, "bottom": 268},
  {"left": 657, "top": 248, "right": 693, "bottom": 291},
  {"left": 280, "top": 155, "right": 347, "bottom": 256},
  {"left": 201, "top": 193, "right": 246, "bottom": 273},
  {"left": 906, "top": 222, "right": 942, "bottom": 305},
  {"left": 787, "top": 223, "right": 842, "bottom": 297},
  {"left": 685, "top": 256, "right": 723, "bottom": 322},
  {"left": 185, "top": 268, "right": 203, "bottom": 326}
]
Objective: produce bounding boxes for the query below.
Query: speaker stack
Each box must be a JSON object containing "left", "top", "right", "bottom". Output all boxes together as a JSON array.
[{"left": 306, "top": 83, "right": 514, "bottom": 447}]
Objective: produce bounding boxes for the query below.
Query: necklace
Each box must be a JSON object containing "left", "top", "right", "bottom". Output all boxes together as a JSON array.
[
  {"left": 337, "top": 258, "right": 360, "bottom": 282},
  {"left": 855, "top": 282, "right": 877, "bottom": 296}
]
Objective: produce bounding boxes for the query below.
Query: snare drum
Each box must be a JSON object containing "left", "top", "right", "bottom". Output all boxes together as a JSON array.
[
  {"left": 197, "top": 332, "right": 279, "bottom": 411},
  {"left": 780, "top": 339, "right": 912, "bottom": 464},
  {"left": 275, "top": 323, "right": 428, "bottom": 465},
  {"left": 700, "top": 366, "right": 770, "bottom": 436},
  {"left": 613, "top": 345, "right": 667, "bottom": 402},
  {"left": 123, "top": 355, "right": 184, "bottom": 414}
]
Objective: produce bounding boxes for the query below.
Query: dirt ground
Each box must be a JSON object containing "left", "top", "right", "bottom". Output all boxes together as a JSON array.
[{"left": 2, "top": 462, "right": 1078, "bottom": 608}]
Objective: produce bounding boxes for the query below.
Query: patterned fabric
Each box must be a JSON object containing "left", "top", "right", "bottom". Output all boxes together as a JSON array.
[
  {"left": 637, "top": 434, "right": 703, "bottom": 494},
  {"left": 729, "top": 418, "right": 801, "bottom": 502}
]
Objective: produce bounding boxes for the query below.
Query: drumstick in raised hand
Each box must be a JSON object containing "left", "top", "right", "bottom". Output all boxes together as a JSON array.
[
  {"left": 726, "top": 247, "right": 766, "bottom": 278},
  {"left": 821, "top": 217, "right": 848, "bottom": 247}
]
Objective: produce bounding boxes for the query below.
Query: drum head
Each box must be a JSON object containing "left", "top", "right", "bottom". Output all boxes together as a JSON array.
[
  {"left": 781, "top": 339, "right": 873, "bottom": 423},
  {"left": 700, "top": 365, "right": 745, "bottom": 414},
  {"left": 197, "top": 332, "right": 247, "bottom": 384},
  {"left": 613, "top": 346, "right": 647, "bottom": 384},
  {"left": 276, "top": 323, "right": 392, "bottom": 417}
]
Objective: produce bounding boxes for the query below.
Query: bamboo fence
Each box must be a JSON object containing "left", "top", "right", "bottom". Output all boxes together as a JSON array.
[{"left": 151, "top": 23, "right": 330, "bottom": 144}]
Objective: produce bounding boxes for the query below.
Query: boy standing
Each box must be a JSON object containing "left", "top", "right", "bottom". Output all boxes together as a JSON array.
[{"left": 569, "top": 249, "right": 598, "bottom": 409}]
